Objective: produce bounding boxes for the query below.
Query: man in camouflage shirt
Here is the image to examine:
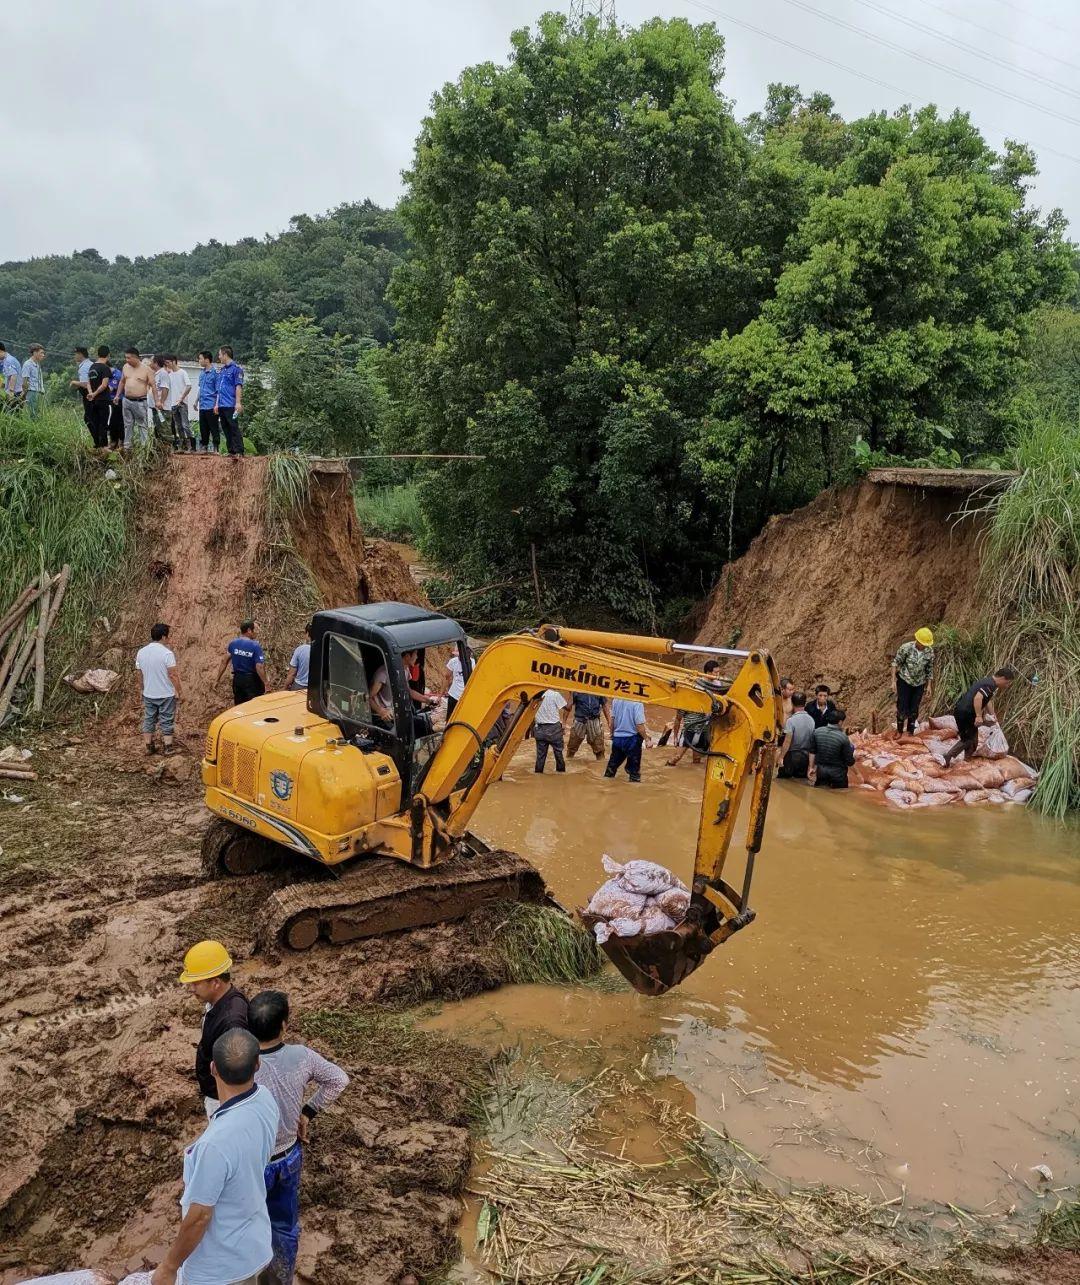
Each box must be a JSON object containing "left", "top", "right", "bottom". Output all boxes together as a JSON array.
[{"left": 891, "top": 628, "right": 935, "bottom": 735}]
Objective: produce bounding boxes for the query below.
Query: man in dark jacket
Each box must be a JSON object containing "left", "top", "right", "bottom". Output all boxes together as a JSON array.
[
  {"left": 809, "top": 707, "right": 856, "bottom": 788},
  {"left": 179, "top": 938, "right": 250, "bottom": 1116},
  {"left": 806, "top": 685, "right": 837, "bottom": 730}
]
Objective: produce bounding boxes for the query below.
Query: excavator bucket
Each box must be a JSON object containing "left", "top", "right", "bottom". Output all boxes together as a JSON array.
[{"left": 597, "top": 922, "right": 720, "bottom": 997}]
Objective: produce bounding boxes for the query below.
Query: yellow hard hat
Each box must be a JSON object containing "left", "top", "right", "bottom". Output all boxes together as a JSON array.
[
  {"left": 179, "top": 939, "right": 233, "bottom": 984},
  {"left": 915, "top": 627, "right": 934, "bottom": 647}
]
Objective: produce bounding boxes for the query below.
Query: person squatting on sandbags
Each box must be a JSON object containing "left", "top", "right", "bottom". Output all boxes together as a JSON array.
[
  {"left": 809, "top": 707, "right": 856, "bottom": 788},
  {"left": 940, "top": 667, "right": 1018, "bottom": 768},
  {"left": 891, "top": 627, "right": 935, "bottom": 735},
  {"left": 250, "top": 990, "right": 349, "bottom": 1285},
  {"left": 585, "top": 856, "right": 691, "bottom": 943},
  {"left": 778, "top": 690, "right": 815, "bottom": 779}
]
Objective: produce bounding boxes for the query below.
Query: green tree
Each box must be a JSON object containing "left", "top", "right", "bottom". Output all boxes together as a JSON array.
[
  {"left": 389, "top": 13, "right": 756, "bottom": 618},
  {"left": 250, "top": 316, "right": 386, "bottom": 456}
]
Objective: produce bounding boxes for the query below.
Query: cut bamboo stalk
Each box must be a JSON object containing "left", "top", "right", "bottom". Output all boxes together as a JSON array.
[
  {"left": 0, "top": 767, "right": 36, "bottom": 781},
  {"left": 0, "top": 630, "right": 38, "bottom": 728},
  {"left": 45, "top": 564, "right": 71, "bottom": 633},
  {"left": 0, "top": 574, "right": 55, "bottom": 652},
  {"left": 33, "top": 571, "right": 52, "bottom": 714},
  {"left": 0, "top": 620, "right": 24, "bottom": 693}
]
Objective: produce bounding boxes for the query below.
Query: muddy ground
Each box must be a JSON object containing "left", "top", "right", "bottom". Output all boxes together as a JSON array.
[{"left": 0, "top": 736, "right": 506, "bottom": 1284}]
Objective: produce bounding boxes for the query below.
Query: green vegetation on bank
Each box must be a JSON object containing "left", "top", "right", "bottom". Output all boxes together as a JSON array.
[
  {"left": 0, "top": 404, "right": 145, "bottom": 714},
  {"left": 387, "top": 15, "right": 1075, "bottom": 620},
  {"left": 354, "top": 479, "right": 425, "bottom": 541}
]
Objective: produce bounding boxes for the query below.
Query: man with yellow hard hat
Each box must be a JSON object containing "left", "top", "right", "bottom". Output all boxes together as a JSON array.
[
  {"left": 891, "top": 628, "right": 935, "bottom": 736},
  {"left": 179, "top": 939, "right": 250, "bottom": 1117}
]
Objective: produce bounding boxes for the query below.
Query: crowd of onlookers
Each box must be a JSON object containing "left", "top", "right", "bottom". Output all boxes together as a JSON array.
[{"left": 0, "top": 340, "right": 247, "bottom": 456}]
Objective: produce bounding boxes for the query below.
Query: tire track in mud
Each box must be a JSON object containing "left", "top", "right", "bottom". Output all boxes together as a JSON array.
[{"left": 0, "top": 983, "right": 172, "bottom": 1045}]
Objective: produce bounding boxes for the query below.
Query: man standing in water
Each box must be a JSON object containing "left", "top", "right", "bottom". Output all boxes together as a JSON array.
[
  {"left": 808, "top": 707, "right": 855, "bottom": 788},
  {"left": 217, "top": 619, "right": 267, "bottom": 705},
  {"left": 567, "top": 690, "right": 611, "bottom": 760},
  {"left": 891, "top": 628, "right": 935, "bottom": 735},
  {"left": 940, "top": 667, "right": 1017, "bottom": 767},
  {"left": 533, "top": 687, "right": 568, "bottom": 773},
  {"left": 605, "top": 697, "right": 650, "bottom": 782},
  {"left": 806, "top": 684, "right": 836, "bottom": 730}
]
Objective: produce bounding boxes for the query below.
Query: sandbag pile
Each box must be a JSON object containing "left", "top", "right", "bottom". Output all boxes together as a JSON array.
[
  {"left": 851, "top": 717, "right": 1038, "bottom": 809},
  {"left": 583, "top": 855, "right": 691, "bottom": 944}
]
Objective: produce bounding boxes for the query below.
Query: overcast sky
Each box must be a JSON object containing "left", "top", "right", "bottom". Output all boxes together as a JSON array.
[{"left": 5, "top": 0, "right": 1079, "bottom": 263}]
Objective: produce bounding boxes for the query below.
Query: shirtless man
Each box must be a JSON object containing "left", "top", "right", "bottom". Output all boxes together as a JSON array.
[{"left": 114, "top": 346, "right": 155, "bottom": 448}]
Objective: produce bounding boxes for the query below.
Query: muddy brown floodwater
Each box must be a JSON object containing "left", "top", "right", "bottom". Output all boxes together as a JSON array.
[{"left": 424, "top": 739, "right": 1080, "bottom": 1268}]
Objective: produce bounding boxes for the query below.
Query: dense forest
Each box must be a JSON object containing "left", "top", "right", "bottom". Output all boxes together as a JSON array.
[
  {"left": 3, "top": 13, "right": 1077, "bottom": 623},
  {"left": 0, "top": 200, "right": 404, "bottom": 360}
]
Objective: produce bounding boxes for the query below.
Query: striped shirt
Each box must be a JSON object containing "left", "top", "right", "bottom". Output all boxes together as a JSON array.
[{"left": 255, "top": 1041, "right": 349, "bottom": 1154}]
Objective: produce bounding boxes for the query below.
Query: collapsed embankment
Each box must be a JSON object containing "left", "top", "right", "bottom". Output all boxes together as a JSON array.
[
  {"left": 694, "top": 475, "right": 987, "bottom": 722},
  {"left": 100, "top": 456, "right": 425, "bottom": 740}
]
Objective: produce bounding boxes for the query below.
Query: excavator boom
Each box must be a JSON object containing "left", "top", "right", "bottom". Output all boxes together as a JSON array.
[{"left": 202, "top": 605, "right": 781, "bottom": 994}]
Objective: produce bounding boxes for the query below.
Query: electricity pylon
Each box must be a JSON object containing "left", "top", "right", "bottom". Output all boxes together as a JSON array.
[{"left": 569, "top": 0, "right": 616, "bottom": 24}]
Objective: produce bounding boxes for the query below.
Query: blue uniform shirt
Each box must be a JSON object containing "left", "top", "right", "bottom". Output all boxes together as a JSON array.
[
  {"left": 289, "top": 642, "right": 311, "bottom": 687},
  {"left": 228, "top": 637, "right": 265, "bottom": 674},
  {"left": 77, "top": 357, "right": 91, "bottom": 384},
  {"left": 216, "top": 361, "right": 244, "bottom": 408},
  {"left": 611, "top": 699, "right": 646, "bottom": 738},
  {"left": 199, "top": 365, "right": 219, "bottom": 410},
  {"left": 21, "top": 358, "right": 43, "bottom": 392},
  {"left": 108, "top": 366, "right": 123, "bottom": 396},
  {"left": 1, "top": 353, "right": 20, "bottom": 391}
]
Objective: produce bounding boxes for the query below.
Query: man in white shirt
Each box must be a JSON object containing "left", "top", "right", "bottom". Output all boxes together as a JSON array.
[
  {"left": 151, "top": 354, "right": 172, "bottom": 441},
  {"left": 150, "top": 1027, "right": 278, "bottom": 1285},
  {"left": 135, "top": 621, "right": 183, "bottom": 754},
  {"left": 444, "top": 646, "right": 468, "bottom": 718},
  {"left": 167, "top": 355, "right": 195, "bottom": 451},
  {"left": 533, "top": 688, "right": 568, "bottom": 773}
]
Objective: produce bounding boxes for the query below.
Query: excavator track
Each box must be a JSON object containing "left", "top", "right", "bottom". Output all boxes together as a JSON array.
[{"left": 254, "top": 847, "right": 547, "bottom": 952}]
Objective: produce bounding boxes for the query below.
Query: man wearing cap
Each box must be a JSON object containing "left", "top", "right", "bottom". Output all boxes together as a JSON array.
[
  {"left": 179, "top": 939, "right": 250, "bottom": 1117},
  {"left": 891, "top": 628, "right": 935, "bottom": 736}
]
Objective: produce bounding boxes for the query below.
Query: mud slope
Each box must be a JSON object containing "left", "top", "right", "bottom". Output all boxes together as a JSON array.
[
  {"left": 105, "top": 457, "right": 427, "bottom": 740},
  {"left": 694, "top": 479, "right": 986, "bottom": 720}
]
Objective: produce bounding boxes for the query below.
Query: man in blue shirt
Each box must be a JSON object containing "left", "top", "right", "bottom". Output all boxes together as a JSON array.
[
  {"left": 151, "top": 1027, "right": 277, "bottom": 1285},
  {"left": 604, "top": 698, "right": 650, "bottom": 782},
  {"left": 0, "top": 341, "right": 21, "bottom": 402},
  {"left": 217, "top": 619, "right": 267, "bottom": 705},
  {"left": 197, "top": 349, "right": 220, "bottom": 452},
  {"left": 284, "top": 624, "right": 311, "bottom": 692},
  {"left": 21, "top": 343, "right": 45, "bottom": 417},
  {"left": 215, "top": 344, "right": 245, "bottom": 457}
]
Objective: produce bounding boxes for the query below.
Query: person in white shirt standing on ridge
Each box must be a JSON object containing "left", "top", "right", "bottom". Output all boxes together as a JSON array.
[
  {"left": 136, "top": 621, "right": 183, "bottom": 754},
  {"left": 167, "top": 354, "right": 195, "bottom": 452},
  {"left": 444, "top": 645, "right": 468, "bottom": 719}
]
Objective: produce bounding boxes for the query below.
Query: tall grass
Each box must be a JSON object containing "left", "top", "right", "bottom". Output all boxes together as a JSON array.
[
  {"left": 266, "top": 452, "right": 311, "bottom": 517},
  {"left": 354, "top": 479, "right": 426, "bottom": 541},
  {"left": 0, "top": 405, "right": 146, "bottom": 718},
  {"left": 965, "top": 410, "right": 1080, "bottom": 817},
  {"left": 473, "top": 901, "right": 602, "bottom": 985}
]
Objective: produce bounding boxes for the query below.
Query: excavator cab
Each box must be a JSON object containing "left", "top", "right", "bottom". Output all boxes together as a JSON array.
[{"left": 310, "top": 604, "right": 472, "bottom": 798}]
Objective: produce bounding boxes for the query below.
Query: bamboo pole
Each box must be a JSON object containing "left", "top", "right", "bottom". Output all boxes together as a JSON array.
[
  {"left": 0, "top": 579, "right": 40, "bottom": 649},
  {"left": 45, "top": 564, "right": 71, "bottom": 633},
  {"left": 33, "top": 570, "right": 52, "bottom": 714},
  {"left": 0, "top": 619, "right": 24, "bottom": 693},
  {"left": 0, "top": 767, "right": 36, "bottom": 781},
  {"left": 0, "top": 630, "right": 38, "bottom": 728}
]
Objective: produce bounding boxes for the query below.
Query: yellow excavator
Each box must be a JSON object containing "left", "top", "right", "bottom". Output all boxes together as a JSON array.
[{"left": 201, "top": 603, "right": 781, "bottom": 995}]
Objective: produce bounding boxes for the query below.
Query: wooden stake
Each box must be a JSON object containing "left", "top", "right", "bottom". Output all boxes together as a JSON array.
[
  {"left": 33, "top": 570, "right": 52, "bottom": 714},
  {"left": 0, "top": 620, "right": 24, "bottom": 693},
  {"left": 0, "top": 574, "right": 56, "bottom": 652},
  {"left": 45, "top": 564, "right": 71, "bottom": 633},
  {"left": 0, "top": 766, "right": 36, "bottom": 781},
  {"left": 0, "top": 630, "right": 38, "bottom": 728}
]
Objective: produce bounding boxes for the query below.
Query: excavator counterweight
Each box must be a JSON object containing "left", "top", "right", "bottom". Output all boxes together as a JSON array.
[{"left": 201, "top": 604, "right": 781, "bottom": 994}]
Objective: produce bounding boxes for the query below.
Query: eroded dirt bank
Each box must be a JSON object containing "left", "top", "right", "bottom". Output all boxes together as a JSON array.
[
  {"left": 694, "top": 477, "right": 986, "bottom": 722},
  {"left": 0, "top": 742, "right": 504, "bottom": 1284}
]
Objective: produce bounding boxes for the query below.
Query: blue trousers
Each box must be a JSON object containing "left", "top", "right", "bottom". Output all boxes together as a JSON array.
[
  {"left": 605, "top": 733, "right": 642, "bottom": 781},
  {"left": 264, "top": 1142, "right": 303, "bottom": 1285}
]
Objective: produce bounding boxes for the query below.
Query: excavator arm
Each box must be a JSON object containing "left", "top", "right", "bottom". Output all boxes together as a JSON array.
[{"left": 410, "top": 626, "right": 782, "bottom": 995}]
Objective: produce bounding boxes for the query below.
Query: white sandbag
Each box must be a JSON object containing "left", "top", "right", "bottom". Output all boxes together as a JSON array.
[
  {"left": 962, "top": 789, "right": 990, "bottom": 804},
  {"left": 1001, "top": 776, "right": 1036, "bottom": 798},
  {"left": 655, "top": 886, "right": 690, "bottom": 919},
  {"left": 871, "top": 754, "right": 898, "bottom": 769},
  {"left": 929, "top": 715, "right": 958, "bottom": 732},
  {"left": 20, "top": 1273, "right": 115, "bottom": 1284},
  {"left": 602, "top": 855, "right": 678, "bottom": 896},
  {"left": 884, "top": 787, "right": 918, "bottom": 807},
  {"left": 610, "top": 916, "right": 643, "bottom": 938},
  {"left": 975, "top": 724, "right": 1010, "bottom": 759},
  {"left": 594, "top": 921, "right": 613, "bottom": 944},
  {"left": 63, "top": 668, "right": 119, "bottom": 694},
  {"left": 985, "top": 789, "right": 1007, "bottom": 803},
  {"left": 119, "top": 1275, "right": 154, "bottom": 1285},
  {"left": 584, "top": 879, "right": 647, "bottom": 921},
  {"left": 1008, "top": 788, "right": 1033, "bottom": 804},
  {"left": 641, "top": 907, "right": 677, "bottom": 934}
]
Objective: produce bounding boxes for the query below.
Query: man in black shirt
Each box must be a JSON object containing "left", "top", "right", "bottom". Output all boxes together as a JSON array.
[
  {"left": 941, "top": 667, "right": 1017, "bottom": 767},
  {"left": 85, "top": 346, "right": 114, "bottom": 448},
  {"left": 806, "top": 685, "right": 837, "bottom": 730},
  {"left": 179, "top": 938, "right": 250, "bottom": 1116},
  {"left": 809, "top": 707, "right": 856, "bottom": 788}
]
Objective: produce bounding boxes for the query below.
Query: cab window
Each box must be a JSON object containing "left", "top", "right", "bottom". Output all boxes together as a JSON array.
[{"left": 326, "top": 634, "right": 376, "bottom": 727}]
